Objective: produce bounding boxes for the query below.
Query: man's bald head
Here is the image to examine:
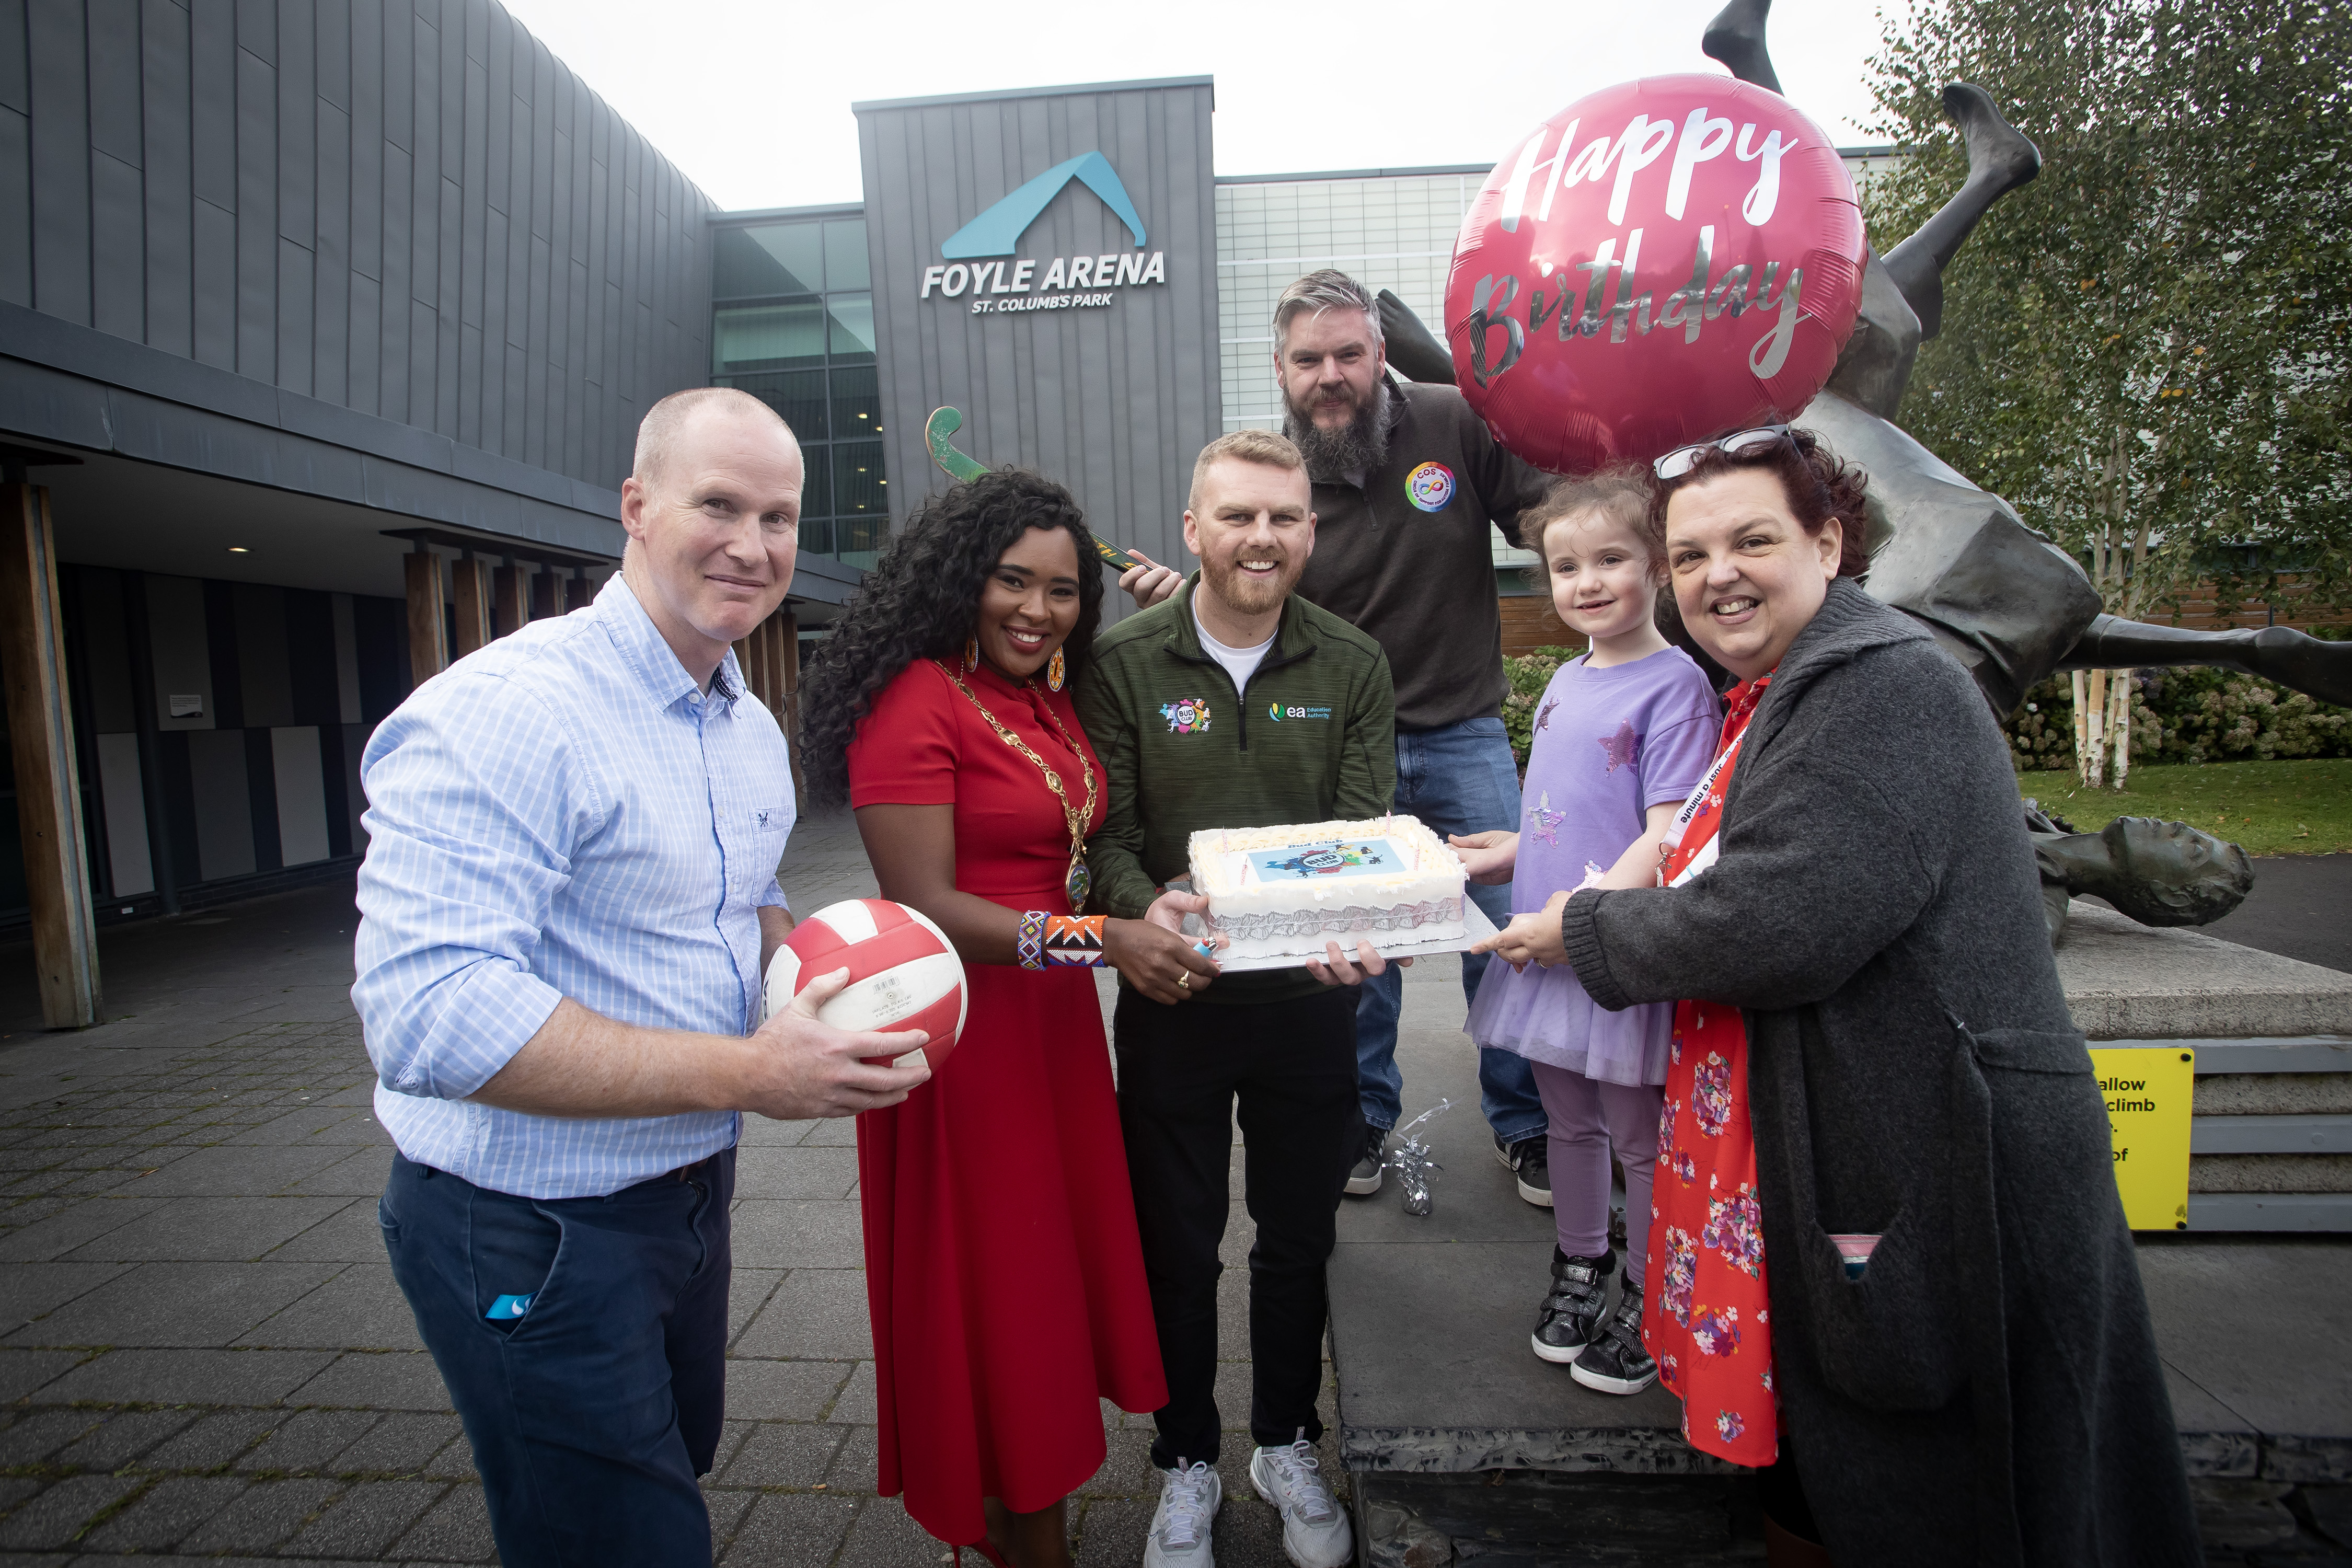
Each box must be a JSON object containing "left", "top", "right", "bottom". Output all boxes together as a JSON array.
[{"left": 632, "top": 386, "right": 791, "bottom": 493}]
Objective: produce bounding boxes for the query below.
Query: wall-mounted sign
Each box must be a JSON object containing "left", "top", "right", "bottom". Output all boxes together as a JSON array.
[
  {"left": 2091, "top": 1046, "right": 2194, "bottom": 1230},
  {"left": 918, "top": 151, "right": 1168, "bottom": 314}
]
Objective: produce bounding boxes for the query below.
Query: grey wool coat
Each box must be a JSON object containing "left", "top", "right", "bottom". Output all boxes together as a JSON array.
[{"left": 1561, "top": 581, "right": 2201, "bottom": 1567}]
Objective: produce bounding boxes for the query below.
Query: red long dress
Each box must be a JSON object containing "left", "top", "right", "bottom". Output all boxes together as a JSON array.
[{"left": 846, "top": 658, "right": 1168, "bottom": 1548}]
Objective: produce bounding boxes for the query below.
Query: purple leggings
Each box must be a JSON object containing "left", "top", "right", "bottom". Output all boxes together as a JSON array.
[{"left": 1530, "top": 1061, "right": 1663, "bottom": 1286}]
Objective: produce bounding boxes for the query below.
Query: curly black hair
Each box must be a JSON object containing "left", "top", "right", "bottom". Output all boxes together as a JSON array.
[{"left": 798, "top": 468, "right": 1105, "bottom": 809}]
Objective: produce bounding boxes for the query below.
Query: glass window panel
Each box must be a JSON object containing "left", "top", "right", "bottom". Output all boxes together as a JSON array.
[
  {"left": 713, "top": 303, "right": 827, "bottom": 374},
  {"left": 826, "top": 294, "right": 876, "bottom": 363},
  {"left": 823, "top": 220, "right": 871, "bottom": 291},
  {"left": 833, "top": 439, "right": 885, "bottom": 528},
  {"left": 717, "top": 368, "right": 827, "bottom": 442},
  {"left": 836, "top": 512, "right": 885, "bottom": 571},
  {"left": 712, "top": 224, "right": 824, "bottom": 299},
  {"left": 829, "top": 365, "right": 882, "bottom": 443},
  {"left": 799, "top": 444, "right": 833, "bottom": 520},
  {"left": 797, "top": 515, "right": 836, "bottom": 557}
]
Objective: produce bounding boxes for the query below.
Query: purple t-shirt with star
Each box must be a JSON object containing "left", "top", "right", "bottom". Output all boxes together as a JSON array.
[{"left": 1467, "top": 645, "right": 1720, "bottom": 1084}]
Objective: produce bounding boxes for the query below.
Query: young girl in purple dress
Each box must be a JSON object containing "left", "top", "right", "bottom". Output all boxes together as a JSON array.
[{"left": 1452, "top": 471, "right": 1721, "bottom": 1395}]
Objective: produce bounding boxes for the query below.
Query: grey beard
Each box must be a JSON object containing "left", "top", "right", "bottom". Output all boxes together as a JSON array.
[{"left": 1284, "top": 381, "right": 1390, "bottom": 483}]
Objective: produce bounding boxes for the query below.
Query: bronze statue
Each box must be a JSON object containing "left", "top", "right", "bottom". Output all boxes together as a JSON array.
[{"left": 2024, "top": 804, "right": 2254, "bottom": 943}]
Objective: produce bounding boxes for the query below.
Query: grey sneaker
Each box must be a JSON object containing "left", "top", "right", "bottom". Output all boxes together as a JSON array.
[
  {"left": 1249, "top": 1431, "right": 1352, "bottom": 1568},
  {"left": 1345, "top": 1125, "right": 1385, "bottom": 1196},
  {"left": 1145, "top": 1458, "right": 1221, "bottom": 1567},
  {"left": 1570, "top": 1275, "right": 1659, "bottom": 1396},
  {"left": 1496, "top": 1133, "right": 1554, "bottom": 1207},
  {"left": 1531, "top": 1247, "right": 1616, "bottom": 1364}
]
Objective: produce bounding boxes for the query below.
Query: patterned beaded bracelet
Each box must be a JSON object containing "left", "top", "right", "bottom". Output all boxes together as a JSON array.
[{"left": 1017, "top": 912, "right": 1108, "bottom": 970}]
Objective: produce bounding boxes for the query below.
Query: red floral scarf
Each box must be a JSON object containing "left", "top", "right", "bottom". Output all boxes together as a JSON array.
[{"left": 1645, "top": 673, "right": 1778, "bottom": 1468}]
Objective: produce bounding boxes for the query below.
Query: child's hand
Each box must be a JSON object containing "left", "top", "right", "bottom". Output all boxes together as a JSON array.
[
  {"left": 1469, "top": 890, "right": 1573, "bottom": 971},
  {"left": 1449, "top": 830, "right": 1520, "bottom": 885}
]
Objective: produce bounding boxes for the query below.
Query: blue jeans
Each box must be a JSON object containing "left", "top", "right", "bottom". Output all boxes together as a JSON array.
[
  {"left": 379, "top": 1148, "right": 734, "bottom": 1568},
  {"left": 1355, "top": 716, "right": 1548, "bottom": 1145}
]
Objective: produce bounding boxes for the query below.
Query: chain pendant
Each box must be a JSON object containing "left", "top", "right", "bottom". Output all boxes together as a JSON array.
[{"left": 1065, "top": 855, "right": 1091, "bottom": 914}]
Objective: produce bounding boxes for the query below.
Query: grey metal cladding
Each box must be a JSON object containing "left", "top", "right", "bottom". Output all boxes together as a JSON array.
[
  {"left": 0, "top": 0, "right": 714, "bottom": 534},
  {"left": 856, "top": 79, "right": 1220, "bottom": 602}
]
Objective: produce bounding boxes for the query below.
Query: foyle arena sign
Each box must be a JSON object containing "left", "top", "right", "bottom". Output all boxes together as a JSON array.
[{"left": 918, "top": 152, "right": 1169, "bottom": 314}]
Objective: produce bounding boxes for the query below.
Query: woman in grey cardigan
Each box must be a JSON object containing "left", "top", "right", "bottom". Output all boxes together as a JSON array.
[{"left": 1483, "top": 428, "right": 2199, "bottom": 1566}]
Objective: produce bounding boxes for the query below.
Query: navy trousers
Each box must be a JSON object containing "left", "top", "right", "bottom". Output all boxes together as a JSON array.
[{"left": 379, "top": 1147, "right": 734, "bottom": 1568}]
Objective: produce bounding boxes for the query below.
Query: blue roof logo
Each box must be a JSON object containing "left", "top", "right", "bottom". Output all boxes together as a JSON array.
[{"left": 942, "top": 152, "right": 1147, "bottom": 260}]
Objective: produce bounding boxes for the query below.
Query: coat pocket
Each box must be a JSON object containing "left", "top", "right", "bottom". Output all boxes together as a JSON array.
[{"left": 1797, "top": 1183, "right": 1968, "bottom": 1412}]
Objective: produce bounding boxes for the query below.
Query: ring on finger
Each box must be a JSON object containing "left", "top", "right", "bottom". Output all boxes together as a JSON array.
[{"left": 1177, "top": 972, "right": 1191, "bottom": 991}]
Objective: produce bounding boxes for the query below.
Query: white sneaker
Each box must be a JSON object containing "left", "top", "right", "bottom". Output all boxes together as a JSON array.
[
  {"left": 1248, "top": 1432, "right": 1353, "bottom": 1568},
  {"left": 1145, "top": 1458, "right": 1222, "bottom": 1567}
]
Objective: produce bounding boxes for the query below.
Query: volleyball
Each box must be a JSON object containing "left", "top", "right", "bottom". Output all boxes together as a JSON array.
[{"left": 764, "top": 899, "right": 967, "bottom": 1071}]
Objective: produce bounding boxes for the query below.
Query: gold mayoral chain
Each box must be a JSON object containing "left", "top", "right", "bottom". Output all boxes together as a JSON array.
[{"left": 936, "top": 661, "right": 1098, "bottom": 913}]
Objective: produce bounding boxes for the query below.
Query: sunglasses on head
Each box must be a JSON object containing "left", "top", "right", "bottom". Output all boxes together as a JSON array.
[{"left": 1653, "top": 424, "right": 1798, "bottom": 481}]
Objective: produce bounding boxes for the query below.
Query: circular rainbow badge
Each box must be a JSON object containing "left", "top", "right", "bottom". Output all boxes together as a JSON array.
[{"left": 1405, "top": 461, "right": 1456, "bottom": 512}]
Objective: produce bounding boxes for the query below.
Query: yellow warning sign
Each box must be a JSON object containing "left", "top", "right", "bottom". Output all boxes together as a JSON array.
[{"left": 2090, "top": 1047, "right": 2195, "bottom": 1230}]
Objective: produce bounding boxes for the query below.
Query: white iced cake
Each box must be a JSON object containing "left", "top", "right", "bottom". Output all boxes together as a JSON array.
[{"left": 1187, "top": 816, "right": 1468, "bottom": 964}]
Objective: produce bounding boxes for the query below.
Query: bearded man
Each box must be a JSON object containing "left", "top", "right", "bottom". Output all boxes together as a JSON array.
[
  {"left": 1079, "top": 429, "right": 1396, "bottom": 1568},
  {"left": 1126, "top": 270, "right": 1557, "bottom": 1209}
]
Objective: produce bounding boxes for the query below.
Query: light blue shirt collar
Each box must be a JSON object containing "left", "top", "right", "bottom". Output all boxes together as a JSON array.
[{"left": 594, "top": 573, "right": 744, "bottom": 714}]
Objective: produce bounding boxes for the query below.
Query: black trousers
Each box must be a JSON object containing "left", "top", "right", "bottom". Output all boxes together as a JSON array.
[{"left": 1114, "top": 986, "right": 1360, "bottom": 1468}]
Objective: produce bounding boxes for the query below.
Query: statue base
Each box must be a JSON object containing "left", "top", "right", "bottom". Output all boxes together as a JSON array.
[{"left": 2055, "top": 901, "right": 2352, "bottom": 1229}]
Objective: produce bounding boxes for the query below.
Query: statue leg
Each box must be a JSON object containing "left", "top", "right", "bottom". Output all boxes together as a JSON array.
[
  {"left": 2060, "top": 614, "right": 2352, "bottom": 708},
  {"left": 1376, "top": 289, "right": 1456, "bottom": 386},
  {"left": 1880, "top": 84, "right": 2043, "bottom": 340},
  {"left": 1702, "top": 0, "right": 1782, "bottom": 93}
]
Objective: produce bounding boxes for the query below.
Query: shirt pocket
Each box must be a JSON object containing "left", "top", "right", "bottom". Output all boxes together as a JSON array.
[{"left": 733, "top": 805, "right": 792, "bottom": 897}]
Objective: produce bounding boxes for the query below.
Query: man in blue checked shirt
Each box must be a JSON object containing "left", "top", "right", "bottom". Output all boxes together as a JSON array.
[{"left": 354, "top": 386, "right": 930, "bottom": 1568}]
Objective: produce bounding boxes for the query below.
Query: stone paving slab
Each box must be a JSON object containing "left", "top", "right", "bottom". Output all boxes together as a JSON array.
[{"left": 0, "top": 810, "right": 1333, "bottom": 1564}]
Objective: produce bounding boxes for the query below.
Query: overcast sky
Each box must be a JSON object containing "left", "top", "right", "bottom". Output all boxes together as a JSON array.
[{"left": 496, "top": 0, "right": 1910, "bottom": 213}]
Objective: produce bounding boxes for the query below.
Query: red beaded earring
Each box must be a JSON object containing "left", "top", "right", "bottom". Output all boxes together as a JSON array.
[
  {"left": 963, "top": 637, "right": 979, "bottom": 673},
  {"left": 1046, "top": 647, "right": 1066, "bottom": 691}
]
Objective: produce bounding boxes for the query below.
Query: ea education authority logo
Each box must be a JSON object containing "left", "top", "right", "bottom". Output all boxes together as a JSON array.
[{"left": 920, "top": 152, "right": 1169, "bottom": 315}]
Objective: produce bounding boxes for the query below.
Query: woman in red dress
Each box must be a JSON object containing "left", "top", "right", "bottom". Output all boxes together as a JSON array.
[{"left": 797, "top": 470, "right": 1218, "bottom": 1567}]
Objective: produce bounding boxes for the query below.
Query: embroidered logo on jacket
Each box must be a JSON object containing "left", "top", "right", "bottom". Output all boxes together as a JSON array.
[
  {"left": 1405, "top": 462, "right": 1456, "bottom": 512},
  {"left": 1160, "top": 697, "right": 1212, "bottom": 734}
]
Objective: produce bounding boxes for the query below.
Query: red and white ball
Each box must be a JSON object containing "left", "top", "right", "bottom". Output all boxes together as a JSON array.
[{"left": 764, "top": 900, "right": 967, "bottom": 1070}]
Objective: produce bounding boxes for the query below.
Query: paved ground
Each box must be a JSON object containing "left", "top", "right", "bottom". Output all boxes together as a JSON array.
[
  {"left": 2201, "top": 855, "right": 2352, "bottom": 975},
  {"left": 0, "top": 810, "right": 1343, "bottom": 1565}
]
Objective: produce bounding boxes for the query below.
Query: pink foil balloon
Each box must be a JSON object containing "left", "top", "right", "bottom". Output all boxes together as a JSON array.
[{"left": 1445, "top": 75, "right": 1866, "bottom": 475}]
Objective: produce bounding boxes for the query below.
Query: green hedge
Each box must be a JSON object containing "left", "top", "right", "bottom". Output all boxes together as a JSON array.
[
  {"left": 1503, "top": 646, "right": 1585, "bottom": 769},
  {"left": 1507, "top": 647, "right": 2352, "bottom": 774},
  {"left": 2004, "top": 667, "right": 2352, "bottom": 771}
]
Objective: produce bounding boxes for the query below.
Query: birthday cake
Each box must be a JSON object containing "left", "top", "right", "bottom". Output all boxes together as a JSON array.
[{"left": 1187, "top": 816, "right": 1469, "bottom": 964}]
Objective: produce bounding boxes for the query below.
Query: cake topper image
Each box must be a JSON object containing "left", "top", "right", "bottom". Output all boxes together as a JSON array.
[
  {"left": 1160, "top": 696, "right": 1212, "bottom": 734},
  {"left": 1261, "top": 841, "right": 1389, "bottom": 880}
]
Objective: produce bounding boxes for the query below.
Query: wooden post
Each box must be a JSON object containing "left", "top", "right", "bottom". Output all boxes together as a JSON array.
[
  {"left": 733, "top": 630, "right": 759, "bottom": 706},
  {"left": 0, "top": 483, "right": 102, "bottom": 1028},
  {"left": 531, "top": 569, "right": 561, "bottom": 620},
  {"left": 494, "top": 563, "right": 532, "bottom": 639},
  {"left": 404, "top": 550, "right": 448, "bottom": 688},
  {"left": 777, "top": 607, "right": 803, "bottom": 794},
  {"left": 452, "top": 557, "right": 494, "bottom": 659}
]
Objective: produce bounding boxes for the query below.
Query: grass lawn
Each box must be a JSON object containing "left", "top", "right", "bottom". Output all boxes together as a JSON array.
[{"left": 2017, "top": 758, "right": 2352, "bottom": 855}]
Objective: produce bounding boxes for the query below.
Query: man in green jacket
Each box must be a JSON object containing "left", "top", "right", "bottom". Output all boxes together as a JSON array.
[{"left": 1077, "top": 429, "right": 1393, "bottom": 1568}]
